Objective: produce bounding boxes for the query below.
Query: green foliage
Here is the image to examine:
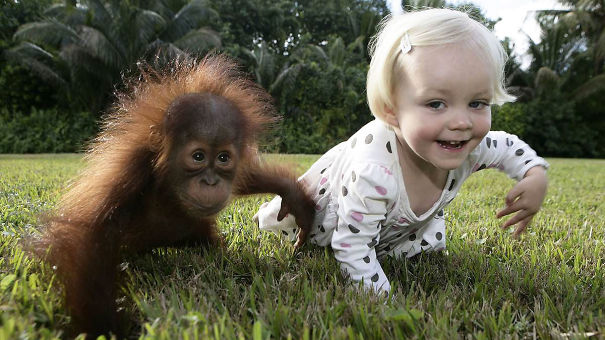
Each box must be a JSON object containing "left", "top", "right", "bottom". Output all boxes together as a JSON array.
[
  {"left": 1, "top": 155, "right": 604, "bottom": 338},
  {"left": 1, "top": 0, "right": 604, "bottom": 157},
  {"left": 491, "top": 103, "right": 526, "bottom": 136},
  {"left": 505, "top": 1, "right": 605, "bottom": 158},
  {"left": 208, "top": 0, "right": 299, "bottom": 54},
  {"left": 515, "top": 97, "right": 598, "bottom": 158},
  {"left": 0, "top": 0, "right": 57, "bottom": 115},
  {"left": 8, "top": 0, "right": 221, "bottom": 114},
  {"left": 277, "top": 60, "right": 371, "bottom": 154},
  {"left": 0, "top": 108, "right": 97, "bottom": 153},
  {"left": 573, "top": 89, "right": 605, "bottom": 157},
  {"left": 0, "top": 0, "right": 52, "bottom": 43},
  {"left": 0, "top": 63, "right": 57, "bottom": 114},
  {"left": 491, "top": 92, "right": 605, "bottom": 158},
  {"left": 546, "top": 0, "right": 605, "bottom": 75},
  {"left": 504, "top": 20, "right": 605, "bottom": 158}
]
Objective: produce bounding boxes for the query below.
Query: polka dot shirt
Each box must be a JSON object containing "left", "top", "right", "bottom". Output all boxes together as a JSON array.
[{"left": 256, "top": 120, "right": 549, "bottom": 294}]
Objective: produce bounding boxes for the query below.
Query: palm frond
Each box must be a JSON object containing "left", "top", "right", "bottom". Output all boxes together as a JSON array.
[
  {"left": 173, "top": 27, "right": 221, "bottom": 55},
  {"left": 44, "top": 3, "right": 87, "bottom": 26},
  {"left": 577, "top": 0, "right": 602, "bottom": 10},
  {"left": 6, "top": 43, "right": 67, "bottom": 87},
  {"left": 573, "top": 73, "right": 605, "bottom": 99},
  {"left": 359, "top": 11, "right": 379, "bottom": 40},
  {"left": 14, "top": 20, "right": 80, "bottom": 47},
  {"left": 596, "top": 29, "right": 605, "bottom": 61},
  {"left": 84, "top": 0, "right": 113, "bottom": 28},
  {"left": 242, "top": 48, "right": 258, "bottom": 64},
  {"left": 79, "top": 26, "right": 124, "bottom": 70},
  {"left": 161, "top": 0, "right": 219, "bottom": 42},
  {"left": 147, "top": 40, "right": 189, "bottom": 67},
  {"left": 254, "top": 43, "right": 277, "bottom": 88},
  {"left": 269, "top": 63, "right": 302, "bottom": 95},
  {"left": 346, "top": 11, "right": 360, "bottom": 38},
  {"left": 8, "top": 41, "right": 55, "bottom": 61},
  {"left": 306, "top": 44, "right": 329, "bottom": 63},
  {"left": 405, "top": 0, "right": 446, "bottom": 11},
  {"left": 328, "top": 37, "right": 345, "bottom": 67},
  {"left": 134, "top": 9, "right": 166, "bottom": 45},
  {"left": 347, "top": 36, "right": 365, "bottom": 55},
  {"left": 59, "top": 44, "right": 114, "bottom": 93}
]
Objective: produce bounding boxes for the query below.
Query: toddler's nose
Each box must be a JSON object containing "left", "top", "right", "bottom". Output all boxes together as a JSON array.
[{"left": 448, "top": 109, "right": 473, "bottom": 130}]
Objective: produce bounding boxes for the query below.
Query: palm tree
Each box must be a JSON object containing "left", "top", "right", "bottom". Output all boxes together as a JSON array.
[
  {"left": 402, "top": 0, "right": 446, "bottom": 11},
  {"left": 242, "top": 42, "right": 303, "bottom": 98},
  {"left": 542, "top": 0, "right": 604, "bottom": 74},
  {"left": 535, "top": 0, "right": 605, "bottom": 98},
  {"left": 526, "top": 16, "right": 584, "bottom": 96},
  {"left": 519, "top": 2, "right": 605, "bottom": 101},
  {"left": 345, "top": 7, "right": 381, "bottom": 62},
  {"left": 501, "top": 4, "right": 605, "bottom": 157},
  {"left": 7, "top": 0, "right": 220, "bottom": 114}
]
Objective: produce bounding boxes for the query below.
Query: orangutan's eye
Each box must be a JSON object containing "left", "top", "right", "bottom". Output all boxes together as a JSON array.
[
  {"left": 217, "top": 152, "right": 230, "bottom": 164},
  {"left": 192, "top": 151, "right": 205, "bottom": 162}
]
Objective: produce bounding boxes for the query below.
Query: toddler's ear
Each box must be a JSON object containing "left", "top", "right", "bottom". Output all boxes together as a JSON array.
[{"left": 383, "top": 105, "right": 400, "bottom": 128}]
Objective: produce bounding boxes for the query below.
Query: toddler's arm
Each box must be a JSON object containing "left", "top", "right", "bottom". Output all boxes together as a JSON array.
[
  {"left": 472, "top": 131, "right": 549, "bottom": 236},
  {"left": 331, "top": 163, "right": 397, "bottom": 295}
]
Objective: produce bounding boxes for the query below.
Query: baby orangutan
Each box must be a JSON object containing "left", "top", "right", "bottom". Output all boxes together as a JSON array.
[{"left": 33, "top": 54, "right": 315, "bottom": 338}]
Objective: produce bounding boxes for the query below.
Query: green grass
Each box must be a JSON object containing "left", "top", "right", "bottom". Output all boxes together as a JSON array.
[{"left": 1, "top": 154, "right": 603, "bottom": 339}]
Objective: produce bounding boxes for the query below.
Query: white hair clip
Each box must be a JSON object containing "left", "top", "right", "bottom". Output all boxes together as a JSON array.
[{"left": 400, "top": 33, "right": 412, "bottom": 54}]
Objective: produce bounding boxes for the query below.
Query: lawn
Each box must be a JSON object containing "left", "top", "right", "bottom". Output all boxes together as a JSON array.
[{"left": 0, "top": 154, "right": 603, "bottom": 339}]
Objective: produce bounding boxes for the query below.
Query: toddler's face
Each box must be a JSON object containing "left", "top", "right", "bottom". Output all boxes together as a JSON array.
[{"left": 387, "top": 42, "right": 493, "bottom": 171}]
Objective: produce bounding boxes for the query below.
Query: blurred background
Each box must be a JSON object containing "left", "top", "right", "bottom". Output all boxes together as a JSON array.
[{"left": 1, "top": 0, "right": 603, "bottom": 157}]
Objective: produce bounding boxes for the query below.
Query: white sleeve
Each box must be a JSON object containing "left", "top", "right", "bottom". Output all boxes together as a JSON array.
[
  {"left": 472, "top": 131, "right": 549, "bottom": 180},
  {"left": 331, "top": 162, "right": 397, "bottom": 294}
]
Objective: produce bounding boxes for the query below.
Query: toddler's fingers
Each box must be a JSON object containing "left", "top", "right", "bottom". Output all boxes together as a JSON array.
[
  {"left": 497, "top": 200, "right": 521, "bottom": 218},
  {"left": 512, "top": 216, "right": 533, "bottom": 238},
  {"left": 501, "top": 209, "right": 532, "bottom": 229},
  {"left": 505, "top": 185, "right": 523, "bottom": 206}
]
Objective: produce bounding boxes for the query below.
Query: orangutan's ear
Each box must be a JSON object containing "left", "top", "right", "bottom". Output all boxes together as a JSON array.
[{"left": 148, "top": 125, "right": 163, "bottom": 152}]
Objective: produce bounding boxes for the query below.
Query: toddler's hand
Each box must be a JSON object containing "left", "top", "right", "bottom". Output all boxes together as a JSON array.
[{"left": 496, "top": 166, "right": 548, "bottom": 238}]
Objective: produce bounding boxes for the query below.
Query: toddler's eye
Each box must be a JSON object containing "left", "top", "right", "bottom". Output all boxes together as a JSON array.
[
  {"left": 469, "top": 101, "right": 488, "bottom": 109},
  {"left": 428, "top": 101, "right": 445, "bottom": 110}
]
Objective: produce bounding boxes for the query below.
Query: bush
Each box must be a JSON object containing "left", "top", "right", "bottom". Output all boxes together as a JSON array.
[
  {"left": 491, "top": 103, "right": 526, "bottom": 136},
  {"left": 491, "top": 97, "right": 603, "bottom": 158},
  {"left": 0, "top": 108, "right": 98, "bottom": 153},
  {"left": 277, "top": 109, "right": 338, "bottom": 154},
  {"left": 0, "top": 63, "right": 58, "bottom": 114},
  {"left": 276, "top": 62, "right": 372, "bottom": 154},
  {"left": 516, "top": 97, "right": 598, "bottom": 158}
]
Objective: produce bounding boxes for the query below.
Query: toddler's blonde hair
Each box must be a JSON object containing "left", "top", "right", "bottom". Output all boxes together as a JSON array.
[{"left": 366, "top": 8, "right": 515, "bottom": 122}]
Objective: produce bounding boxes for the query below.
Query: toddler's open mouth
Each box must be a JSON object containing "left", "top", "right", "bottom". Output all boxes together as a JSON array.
[{"left": 437, "top": 140, "right": 469, "bottom": 149}]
